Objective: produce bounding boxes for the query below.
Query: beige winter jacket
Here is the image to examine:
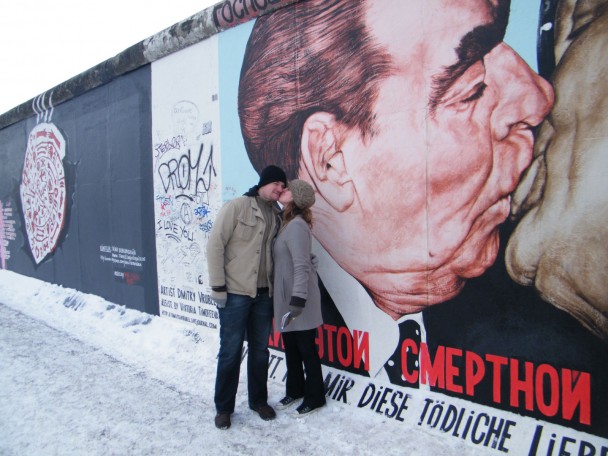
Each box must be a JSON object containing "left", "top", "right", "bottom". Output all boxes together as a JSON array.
[{"left": 206, "top": 196, "right": 280, "bottom": 297}]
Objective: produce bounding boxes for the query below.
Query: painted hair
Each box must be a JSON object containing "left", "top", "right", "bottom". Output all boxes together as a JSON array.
[{"left": 238, "top": 0, "right": 392, "bottom": 179}]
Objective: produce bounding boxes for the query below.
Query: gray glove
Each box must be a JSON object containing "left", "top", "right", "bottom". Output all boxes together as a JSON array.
[
  {"left": 210, "top": 287, "right": 227, "bottom": 308},
  {"left": 288, "top": 305, "right": 303, "bottom": 319},
  {"left": 281, "top": 296, "right": 305, "bottom": 329},
  {"left": 289, "top": 296, "right": 305, "bottom": 317}
]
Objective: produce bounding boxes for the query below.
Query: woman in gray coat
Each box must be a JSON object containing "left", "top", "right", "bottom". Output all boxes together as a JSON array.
[{"left": 273, "top": 179, "right": 325, "bottom": 416}]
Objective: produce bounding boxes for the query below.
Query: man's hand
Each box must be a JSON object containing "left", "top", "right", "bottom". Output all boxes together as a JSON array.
[{"left": 210, "top": 286, "right": 228, "bottom": 308}]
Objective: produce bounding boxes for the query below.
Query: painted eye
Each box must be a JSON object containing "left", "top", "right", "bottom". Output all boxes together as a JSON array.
[
  {"left": 445, "top": 82, "right": 487, "bottom": 113},
  {"left": 461, "top": 82, "right": 487, "bottom": 104}
]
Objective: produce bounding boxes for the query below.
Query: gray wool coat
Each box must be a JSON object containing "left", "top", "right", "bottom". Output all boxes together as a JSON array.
[{"left": 272, "top": 216, "right": 322, "bottom": 333}]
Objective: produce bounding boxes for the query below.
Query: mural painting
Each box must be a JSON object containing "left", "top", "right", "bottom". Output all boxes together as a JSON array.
[
  {"left": 20, "top": 121, "right": 66, "bottom": 264},
  {"left": 214, "top": 0, "right": 608, "bottom": 450},
  {"left": 0, "top": 69, "right": 159, "bottom": 313}
]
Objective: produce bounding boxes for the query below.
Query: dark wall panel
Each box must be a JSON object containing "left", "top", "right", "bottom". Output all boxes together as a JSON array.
[{"left": 0, "top": 66, "right": 158, "bottom": 315}]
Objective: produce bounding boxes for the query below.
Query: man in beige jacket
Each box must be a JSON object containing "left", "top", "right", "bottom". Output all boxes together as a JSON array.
[{"left": 206, "top": 165, "right": 286, "bottom": 430}]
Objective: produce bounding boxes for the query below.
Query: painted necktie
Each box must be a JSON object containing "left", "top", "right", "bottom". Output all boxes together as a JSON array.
[{"left": 384, "top": 319, "right": 421, "bottom": 387}]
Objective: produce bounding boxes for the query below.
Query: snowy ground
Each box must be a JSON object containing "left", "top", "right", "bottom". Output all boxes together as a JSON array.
[{"left": 0, "top": 269, "right": 491, "bottom": 455}]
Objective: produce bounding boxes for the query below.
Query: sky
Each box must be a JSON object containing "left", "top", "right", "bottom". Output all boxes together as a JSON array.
[
  {"left": 0, "top": 269, "right": 491, "bottom": 455},
  {"left": 0, "top": 0, "right": 218, "bottom": 116}
]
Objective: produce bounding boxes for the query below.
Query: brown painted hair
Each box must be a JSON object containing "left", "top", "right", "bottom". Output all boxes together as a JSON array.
[{"left": 238, "top": 0, "right": 392, "bottom": 179}]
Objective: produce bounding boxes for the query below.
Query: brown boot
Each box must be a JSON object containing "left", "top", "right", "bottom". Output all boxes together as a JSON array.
[
  {"left": 250, "top": 404, "right": 276, "bottom": 421},
  {"left": 214, "top": 412, "right": 231, "bottom": 429}
]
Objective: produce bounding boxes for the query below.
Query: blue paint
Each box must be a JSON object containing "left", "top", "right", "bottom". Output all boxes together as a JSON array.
[
  {"left": 218, "top": 21, "right": 257, "bottom": 203},
  {"left": 504, "top": 0, "right": 540, "bottom": 71}
]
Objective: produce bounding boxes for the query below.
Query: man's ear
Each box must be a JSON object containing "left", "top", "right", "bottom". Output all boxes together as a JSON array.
[{"left": 299, "top": 112, "right": 355, "bottom": 212}]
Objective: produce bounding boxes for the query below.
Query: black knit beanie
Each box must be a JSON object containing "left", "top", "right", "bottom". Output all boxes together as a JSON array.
[{"left": 257, "top": 165, "right": 287, "bottom": 188}]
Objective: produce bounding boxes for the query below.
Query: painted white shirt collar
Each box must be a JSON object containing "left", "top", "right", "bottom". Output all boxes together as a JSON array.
[{"left": 312, "top": 239, "right": 427, "bottom": 378}]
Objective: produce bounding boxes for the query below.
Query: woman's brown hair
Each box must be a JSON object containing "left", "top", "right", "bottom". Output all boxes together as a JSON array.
[{"left": 282, "top": 203, "right": 313, "bottom": 228}]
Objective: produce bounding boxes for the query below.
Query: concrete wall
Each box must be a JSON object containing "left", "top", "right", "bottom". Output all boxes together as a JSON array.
[{"left": 1, "top": 0, "right": 606, "bottom": 451}]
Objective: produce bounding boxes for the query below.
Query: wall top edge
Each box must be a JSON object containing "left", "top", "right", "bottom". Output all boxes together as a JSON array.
[{"left": 0, "top": 0, "right": 300, "bottom": 130}]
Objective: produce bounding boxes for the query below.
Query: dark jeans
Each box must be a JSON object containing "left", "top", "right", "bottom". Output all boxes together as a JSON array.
[
  {"left": 214, "top": 290, "right": 273, "bottom": 414},
  {"left": 283, "top": 329, "right": 326, "bottom": 408}
]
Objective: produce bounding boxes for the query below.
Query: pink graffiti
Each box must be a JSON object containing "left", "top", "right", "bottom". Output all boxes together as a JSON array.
[{"left": 0, "top": 200, "right": 5, "bottom": 269}]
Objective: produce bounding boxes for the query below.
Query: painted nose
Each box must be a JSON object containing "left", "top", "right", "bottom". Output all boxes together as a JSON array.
[{"left": 487, "top": 43, "right": 554, "bottom": 142}]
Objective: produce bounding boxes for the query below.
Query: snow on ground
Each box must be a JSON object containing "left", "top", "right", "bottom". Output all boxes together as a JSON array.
[{"left": 0, "top": 269, "right": 490, "bottom": 455}]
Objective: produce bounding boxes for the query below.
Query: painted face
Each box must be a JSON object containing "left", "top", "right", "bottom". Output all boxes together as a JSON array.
[
  {"left": 258, "top": 181, "right": 285, "bottom": 201},
  {"left": 313, "top": 0, "right": 554, "bottom": 316}
]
